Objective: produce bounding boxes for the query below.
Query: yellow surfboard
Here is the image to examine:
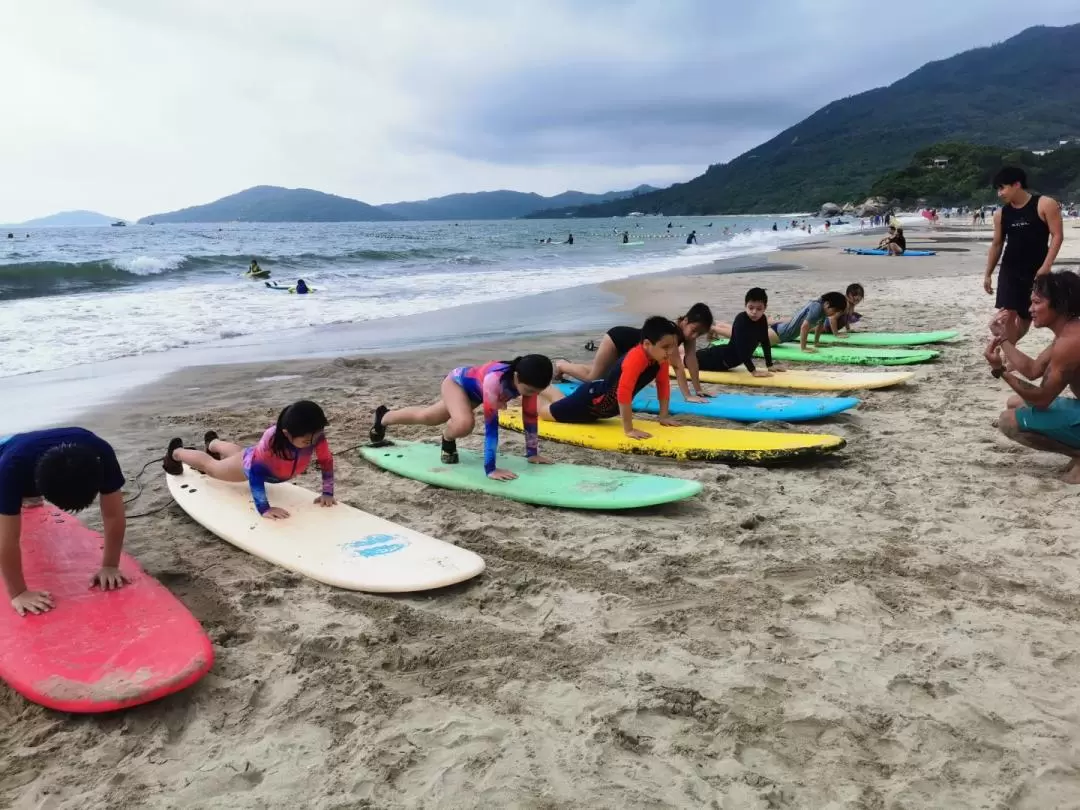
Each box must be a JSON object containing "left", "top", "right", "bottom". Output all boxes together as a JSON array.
[
  {"left": 674, "top": 367, "right": 914, "bottom": 392},
  {"left": 499, "top": 410, "right": 845, "bottom": 464}
]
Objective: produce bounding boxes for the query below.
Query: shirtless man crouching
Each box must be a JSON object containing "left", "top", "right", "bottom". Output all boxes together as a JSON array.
[{"left": 985, "top": 270, "right": 1080, "bottom": 482}]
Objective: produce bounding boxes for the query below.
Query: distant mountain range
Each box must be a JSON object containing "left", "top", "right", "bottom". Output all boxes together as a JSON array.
[
  {"left": 11, "top": 210, "right": 124, "bottom": 227},
  {"left": 527, "top": 22, "right": 1080, "bottom": 217},
  {"left": 377, "top": 185, "right": 658, "bottom": 220},
  {"left": 133, "top": 184, "right": 659, "bottom": 224}
]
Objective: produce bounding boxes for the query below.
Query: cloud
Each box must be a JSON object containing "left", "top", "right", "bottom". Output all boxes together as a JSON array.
[{"left": 0, "top": 0, "right": 1077, "bottom": 220}]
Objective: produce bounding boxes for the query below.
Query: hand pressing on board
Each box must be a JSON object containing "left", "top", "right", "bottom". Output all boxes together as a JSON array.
[
  {"left": 90, "top": 566, "right": 129, "bottom": 591},
  {"left": 313, "top": 494, "right": 336, "bottom": 507},
  {"left": 11, "top": 590, "right": 54, "bottom": 617},
  {"left": 262, "top": 507, "right": 291, "bottom": 520}
]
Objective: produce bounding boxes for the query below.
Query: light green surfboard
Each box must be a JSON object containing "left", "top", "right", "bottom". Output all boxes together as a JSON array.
[
  {"left": 360, "top": 440, "right": 701, "bottom": 509},
  {"left": 815, "top": 330, "right": 959, "bottom": 347},
  {"left": 710, "top": 340, "right": 937, "bottom": 366}
]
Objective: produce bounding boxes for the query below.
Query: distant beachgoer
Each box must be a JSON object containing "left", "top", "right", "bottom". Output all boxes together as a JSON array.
[
  {"left": 247, "top": 259, "right": 267, "bottom": 278},
  {"left": 772, "top": 223, "right": 778, "bottom": 231},
  {"left": 622, "top": 231, "right": 630, "bottom": 243},
  {"left": 824, "top": 221, "right": 831, "bottom": 232},
  {"left": 295, "top": 279, "right": 310, "bottom": 295},
  {"left": 565, "top": 233, "right": 574, "bottom": 245},
  {"left": 5, "top": 233, "right": 12, "bottom": 239},
  {"left": 878, "top": 225, "right": 906, "bottom": 255},
  {"left": 686, "top": 230, "right": 698, "bottom": 245},
  {"left": 1, "top": 428, "right": 131, "bottom": 615},
  {"left": 164, "top": 401, "right": 336, "bottom": 519},
  {"left": 987, "top": 270, "right": 1080, "bottom": 483},
  {"left": 369, "top": 356, "right": 554, "bottom": 478},
  {"left": 984, "top": 167, "right": 1064, "bottom": 345}
]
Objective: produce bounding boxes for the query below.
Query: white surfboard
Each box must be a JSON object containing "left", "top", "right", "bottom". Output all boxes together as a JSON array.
[{"left": 166, "top": 465, "right": 484, "bottom": 592}]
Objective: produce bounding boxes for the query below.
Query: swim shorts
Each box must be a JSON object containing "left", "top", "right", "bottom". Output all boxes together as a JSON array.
[
  {"left": 548, "top": 381, "right": 608, "bottom": 423},
  {"left": 1015, "top": 397, "right": 1080, "bottom": 448}
]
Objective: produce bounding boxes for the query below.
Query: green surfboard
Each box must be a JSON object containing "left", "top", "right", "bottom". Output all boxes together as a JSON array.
[
  {"left": 814, "top": 330, "right": 958, "bottom": 347},
  {"left": 360, "top": 440, "right": 701, "bottom": 509},
  {"left": 710, "top": 340, "right": 937, "bottom": 366}
]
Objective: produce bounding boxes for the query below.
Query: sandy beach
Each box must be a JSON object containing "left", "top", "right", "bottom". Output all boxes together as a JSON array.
[{"left": 6, "top": 224, "right": 1080, "bottom": 809}]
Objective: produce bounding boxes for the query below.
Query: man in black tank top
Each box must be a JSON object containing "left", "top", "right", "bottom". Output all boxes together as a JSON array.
[{"left": 984, "top": 167, "right": 1064, "bottom": 343}]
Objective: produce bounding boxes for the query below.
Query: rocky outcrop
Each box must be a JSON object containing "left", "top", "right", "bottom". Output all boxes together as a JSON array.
[
  {"left": 855, "top": 197, "right": 889, "bottom": 217},
  {"left": 819, "top": 202, "right": 843, "bottom": 217}
]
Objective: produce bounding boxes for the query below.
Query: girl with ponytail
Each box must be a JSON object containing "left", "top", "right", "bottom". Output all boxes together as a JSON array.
[
  {"left": 163, "top": 400, "right": 336, "bottom": 520},
  {"left": 369, "top": 355, "right": 555, "bottom": 480}
]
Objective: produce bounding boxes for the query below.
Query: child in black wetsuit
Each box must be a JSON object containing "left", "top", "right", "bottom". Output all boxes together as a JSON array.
[{"left": 696, "top": 288, "right": 785, "bottom": 377}]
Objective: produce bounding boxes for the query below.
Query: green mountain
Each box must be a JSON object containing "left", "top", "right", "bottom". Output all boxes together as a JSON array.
[
  {"left": 377, "top": 185, "right": 658, "bottom": 220},
  {"left": 869, "top": 142, "right": 1080, "bottom": 207},
  {"left": 529, "top": 23, "right": 1080, "bottom": 218},
  {"left": 16, "top": 210, "right": 123, "bottom": 227},
  {"left": 137, "top": 186, "right": 403, "bottom": 224}
]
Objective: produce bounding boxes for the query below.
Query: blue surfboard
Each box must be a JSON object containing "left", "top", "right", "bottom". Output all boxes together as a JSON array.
[
  {"left": 843, "top": 248, "right": 936, "bottom": 257},
  {"left": 552, "top": 384, "right": 859, "bottom": 423}
]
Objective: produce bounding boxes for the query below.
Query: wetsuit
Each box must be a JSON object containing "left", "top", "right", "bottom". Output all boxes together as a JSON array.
[
  {"left": 998, "top": 194, "right": 1050, "bottom": 319},
  {"left": 448, "top": 361, "right": 538, "bottom": 474},
  {"left": 696, "top": 312, "right": 773, "bottom": 372},
  {"left": 0, "top": 428, "right": 124, "bottom": 516},
  {"left": 243, "top": 427, "right": 334, "bottom": 515},
  {"left": 772, "top": 299, "right": 828, "bottom": 344},
  {"left": 550, "top": 345, "right": 669, "bottom": 423},
  {"left": 605, "top": 325, "right": 686, "bottom": 358}
]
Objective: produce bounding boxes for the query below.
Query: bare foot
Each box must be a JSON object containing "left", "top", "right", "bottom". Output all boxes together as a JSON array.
[{"left": 1061, "top": 458, "right": 1080, "bottom": 485}]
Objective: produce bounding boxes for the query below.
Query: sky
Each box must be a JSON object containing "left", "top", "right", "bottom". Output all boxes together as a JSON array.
[{"left": 2, "top": 0, "right": 1079, "bottom": 222}]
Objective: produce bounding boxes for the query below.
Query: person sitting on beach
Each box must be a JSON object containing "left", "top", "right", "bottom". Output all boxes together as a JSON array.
[
  {"left": 164, "top": 400, "right": 336, "bottom": 520},
  {"left": 878, "top": 226, "right": 906, "bottom": 255},
  {"left": 696, "top": 288, "right": 785, "bottom": 376},
  {"left": 825, "top": 283, "right": 865, "bottom": 336},
  {"left": 712, "top": 292, "right": 848, "bottom": 353},
  {"left": 986, "top": 270, "right": 1080, "bottom": 483},
  {"left": 369, "top": 355, "right": 554, "bottom": 481},
  {"left": 537, "top": 317, "right": 680, "bottom": 441},
  {"left": 1, "top": 428, "right": 131, "bottom": 616},
  {"left": 555, "top": 303, "right": 714, "bottom": 403}
]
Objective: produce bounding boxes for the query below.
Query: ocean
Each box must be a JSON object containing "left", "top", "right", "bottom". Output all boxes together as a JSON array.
[{"left": 0, "top": 215, "right": 862, "bottom": 379}]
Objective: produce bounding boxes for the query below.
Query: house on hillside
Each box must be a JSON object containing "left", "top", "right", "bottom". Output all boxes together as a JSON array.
[{"left": 929, "top": 156, "right": 950, "bottom": 169}]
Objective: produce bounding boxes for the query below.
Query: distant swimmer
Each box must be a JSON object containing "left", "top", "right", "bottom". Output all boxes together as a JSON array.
[
  {"left": 246, "top": 259, "right": 269, "bottom": 279},
  {"left": 565, "top": 233, "right": 574, "bottom": 245},
  {"left": 667, "top": 222, "right": 673, "bottom": 229},
  {"left": 772, "top": 223, "right": 778, "bottom": 231},
  {"left": 686, "top": 230, "right": 698, "bottom": 245},
  {"left": 295, "top": 279, "right": 310, "bottom": 295},
  {"left": 5, "top": 233, "right": 11, "bottom": 239},
  {"left": 622, "top": 231, "right": 630, "bottom": 244}
]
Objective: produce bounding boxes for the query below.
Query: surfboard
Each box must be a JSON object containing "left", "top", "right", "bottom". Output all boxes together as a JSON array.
[
  {"left": 710, "top": 340, "right": 938, "bottom": 366},
  {"left": 166, "top": 465, "right": 484, "bottom": 592},
  {"left": 843, "top": 248, "right": 936, "bottom": 256},
  {"left": 499, "top": 410, "right": 846, "bottom": 464},
  {"left": 360, "top": 440, "right": 701, "bottom": 508},
  {"left": 553, "top": 383, "right": 859, "bottom": 422},
  {"left": 0, "top": 505, "right": 213, "bottom": 713},
  {"left": 674, "top": 367, "right": 914, "bottom": 391},
  {"left": 815, "top": 330, "right": 959, "bottom": 347},
  {"left": 619, "top": 240, "right": 645, "bottom": 246}
]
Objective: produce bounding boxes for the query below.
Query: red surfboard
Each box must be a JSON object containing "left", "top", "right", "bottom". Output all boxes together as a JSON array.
[{"left": 0, "top": 505, "right": 213, "bottom": 713}]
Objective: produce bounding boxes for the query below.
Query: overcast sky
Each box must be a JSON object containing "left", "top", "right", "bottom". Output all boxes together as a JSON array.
[{"left": 2, "top": 1, "right": 1078, "bottom": 221}]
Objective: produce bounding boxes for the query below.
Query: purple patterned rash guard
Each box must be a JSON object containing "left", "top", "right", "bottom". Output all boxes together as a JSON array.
[
  {"left": 241, "top": 426, "right": 334, "bottom": 514},
  {"left": 448, "top": 361, "right": 538, "bottom": 474}
]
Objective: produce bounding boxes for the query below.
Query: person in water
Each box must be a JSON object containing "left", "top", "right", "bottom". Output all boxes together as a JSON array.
[
  {"left": 369, "top": 355, "right": 554, "bottom": 480},
  {"left": 565, "top": 233, "right": 574, "bottom": 245},
  {"left": 984, "top": 167, "right": 1064, "bottom": 345},
  {"left": 622, "top": 231, "right": 630, "bottom": 244},
  {"left": 0, "top": 428, "right": 131, "bottom": 615},
  {"left": 556, "top": 303, "right": 714, "bottom": 402},
  {"left": 712, "top": 292, "right": 848, "bottom": 352},
  {"left": 248, "top": 259, "right": 267, "bottom": 277},
  {"left": 538, "top": 317, "right": 680, "bottom": 440},
  {"left": 825, "top": 283, "right": 865, "bottom": 335},
  {"left": 686, "top": 230, "right": 698, "bottom": 245},
  {"left": 986, "top": 271, "right": 1080, "bottom": 483},
  {"left": 164, "top": 400, "right": 336, "bottom": 520},
  {"left": 295, "top": 279, "right": 310, "bottom": 294},
  {"left": 696, "top": 288, "right": 785, "bottom": 376}
]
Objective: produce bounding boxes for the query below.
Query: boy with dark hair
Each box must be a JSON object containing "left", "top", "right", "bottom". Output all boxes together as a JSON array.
[
  {"left": 696, "top": 288, "right": 784, "bottom": 376},
  {"left": 712, "top": 292, "right": 848, "bottom": 353},
  {"left": 539, "top": 316, "right": 681, "bottom": 440},
  {"left": 827, "top": 283, "right": 866, "bottom": 336},
  {"left": 984, "top": 166, "right": 1064, "bottom": 344},
  {"left": 0, "top": 428, "right": 130, "bottom": 616}
]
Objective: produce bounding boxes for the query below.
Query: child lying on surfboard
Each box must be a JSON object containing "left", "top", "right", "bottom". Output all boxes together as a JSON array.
[
  {"left": 824, "top": 283, "right": 865, "bottom": 336},
  {"left": 163, "top": 400, "right": 336, "bottom": 521},
  {"left": 711, "top": 291, "right": 848, "bottom": 353},
  {"left": 369, "top": 355, "right": 555, "bottom": 481},
  {"left": 695, "top": 288, "right": 785, "bottom": 377},
  {"left": 537, "top": 316, "right": 681, "bottom": 441},
  {"left": 554, "top": 303, "right": 714, "bottom": 402}
]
